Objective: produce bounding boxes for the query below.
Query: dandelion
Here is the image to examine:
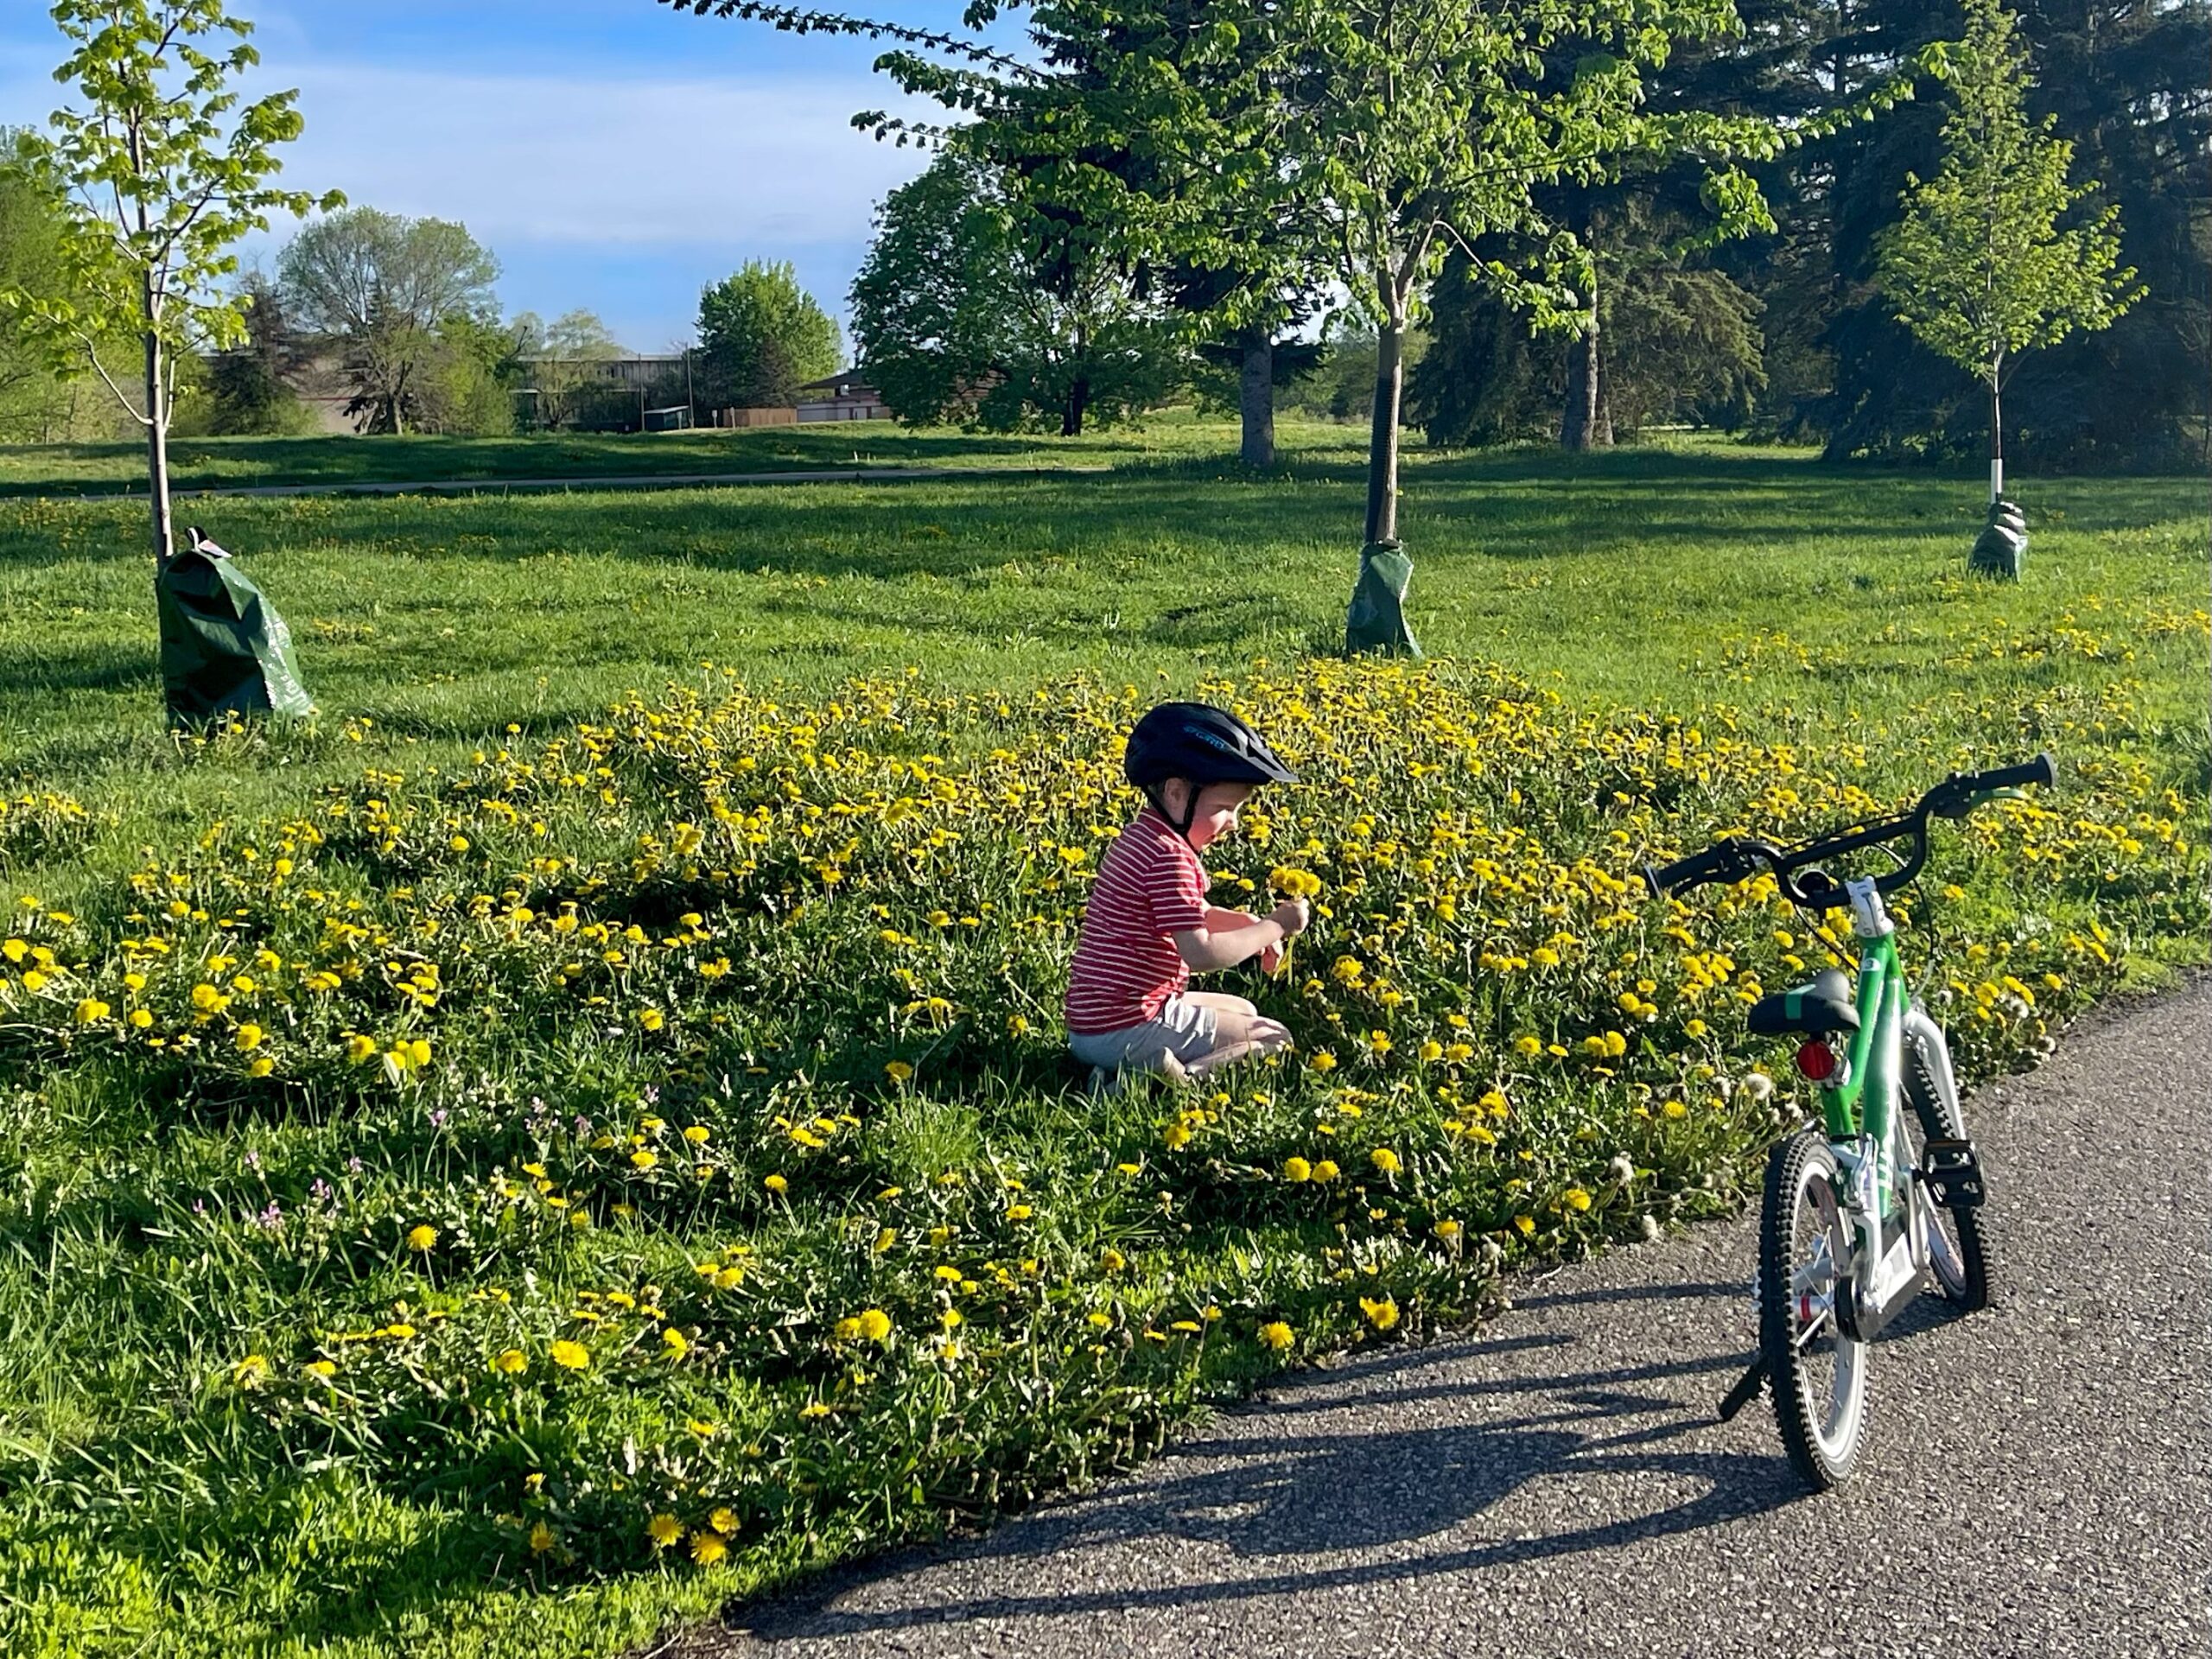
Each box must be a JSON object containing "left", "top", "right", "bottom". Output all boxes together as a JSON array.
[
  {"left": 1004, "top": 1202, "right": 1033, "bottom": 1220},
  {"left": 1258, "top": 1320, "right": 1294, "bottom": 1351},
  {"left": 406, "top": 1224, "right": 437, "bottom": 1252},
  {"left": 1282, "top": 1156, "right": 1312, "bottom": 1183},
  {"left": 857, "top": 1307, "right": 893, "bottom": 1342},
  {"left": 1359, "top": 1296, "right": 1400, "bottom": 1332},
  {"left": 690, "top": 1529, "right": 728, "bottom": 1567},
  {"left": 1311, "top": 1159, "right": 1339, "bottom": 1183},
  {"left": 232, "top": 1354, "right": 270, "bottom": 1389},
  {"left": 662, "top": 1326, "right": 690, "bottom": 1358},
  {"left": 1307, "top": 1051, "right": 1338, "bottom": 1073},
  {"left": 763, "top": 1173, "right": 789, "bottom": 1194},
  {"left": 1370, "top": 1147, "right": 1401, "bottom": 1176},
  {"left": 631, "top": 1149, "right": 658, "bottom": 1171},
  {"left": 550, "top": 1339, "right": 590, "bottom": 1371},
  {"left": 648, "top": 1513, "right": 682, "bottom": 1549},
  {"left": 683, "top": 1124, "right": 710, "bottom": 1144},
  {"left": 709, "top": 1507, "right": 739, "bottom": 1535},
  {"left": 1563, "top": 1188, "right": 1593, "bottom": 1212},
  {"left": 529, "top": 1522, "right": 555, "bottom": 1555},
  {"left": 884, "top": 1060, "right": 913, "bottom": 1083},
  {"left": 493, "top": 1348, "right": 528, "bottom": 1376},
  {"left": 72, "top": 998, "right": 108, "bottom": 1025}
]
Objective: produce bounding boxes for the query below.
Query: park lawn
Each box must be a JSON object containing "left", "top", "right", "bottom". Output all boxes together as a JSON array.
[
  {"left": 0, "top": 425, "right": 2203, "bottom": 1659},
  {"left": 0, "top": 407, "right": 1340, "bottom": 498}
]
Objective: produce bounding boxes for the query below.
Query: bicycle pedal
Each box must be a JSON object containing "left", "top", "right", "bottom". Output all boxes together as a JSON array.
[
  {"left": 1916, "top": 1137, "right": 1986, "bottom": 1211},
  {"left": 1716, "top": 1355, "right": 1767, "bottom": 1422}
]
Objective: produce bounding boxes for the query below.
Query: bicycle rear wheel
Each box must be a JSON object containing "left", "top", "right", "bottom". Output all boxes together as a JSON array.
[
  {"left": 1760, "top": 1129, "right": 1867, "bottom": 1490},
  {"left": 1902, "top": 1020, "right": 1991, "bottom": 1310}
]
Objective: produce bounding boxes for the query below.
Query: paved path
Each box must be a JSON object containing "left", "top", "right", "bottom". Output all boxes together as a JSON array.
[
  {"left": 20, "top": 462, "right": 1109, "bottom": 503},
  {"left": 683, "top": 981, "right": 2209, "bottom": 1659}
]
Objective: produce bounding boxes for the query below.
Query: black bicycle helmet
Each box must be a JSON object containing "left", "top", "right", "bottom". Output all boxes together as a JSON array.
[{"left": 1124, "top": 702, "right": 1296, "bottom": 836}]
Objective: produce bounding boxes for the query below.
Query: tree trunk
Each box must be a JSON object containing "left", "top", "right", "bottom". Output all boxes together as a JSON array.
[
  {"left": 1363, "top": 319, "right": 1405, "bottom": 545},
  {"left": 1989, "top": 373, "right": 2004, "bottom": 501},
  {"left": 1239, "top": 327, "right": 1275, "bottom": 468},
  {"left": 1061, "top": 373, "right": 1089, "bottom": 437},
  {"left": 142, "top": 297, "right": 173, "bottom": 566},
  {"left": 1561, "top": 272, "right": 1608, "bottom": 451}
]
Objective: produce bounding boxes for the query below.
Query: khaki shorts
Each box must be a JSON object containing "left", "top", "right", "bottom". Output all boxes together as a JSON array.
[{"left": 1067, "top": 995, "right": 1219, "bottom": 1074}]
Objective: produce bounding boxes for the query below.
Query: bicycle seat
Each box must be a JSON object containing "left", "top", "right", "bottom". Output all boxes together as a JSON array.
[{"left": 1746, "top": 967, "right": 1861, "bottom": 1038}]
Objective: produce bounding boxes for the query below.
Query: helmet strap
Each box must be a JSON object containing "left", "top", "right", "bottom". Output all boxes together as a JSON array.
[{"left": 1145, "top": 782, "right": 1203, "bottom": 846}]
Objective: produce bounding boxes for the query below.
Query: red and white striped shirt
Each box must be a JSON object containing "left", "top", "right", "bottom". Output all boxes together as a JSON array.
[{"left": 1065, "top": 807, "right": 1210, "bottom": 1034}]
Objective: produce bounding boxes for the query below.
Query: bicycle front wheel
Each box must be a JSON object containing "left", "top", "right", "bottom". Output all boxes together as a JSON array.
[{"left": 1760, "top": 1129, "right": 1868, "bottom": 1490}]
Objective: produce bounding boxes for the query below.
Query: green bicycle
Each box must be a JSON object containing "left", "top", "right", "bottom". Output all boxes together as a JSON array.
[{"left": 1645, "top": 753, "right": 2056, "bottom": 1490}]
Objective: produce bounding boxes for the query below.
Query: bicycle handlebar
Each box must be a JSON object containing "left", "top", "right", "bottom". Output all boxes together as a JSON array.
[{"left": 1643, "top": 753, "right": 2056, "bottom": 912}]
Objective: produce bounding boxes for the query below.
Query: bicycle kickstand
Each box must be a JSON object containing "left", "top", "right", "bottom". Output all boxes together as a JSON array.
[{"left": 1717, "top": 1354, "right": 1768, "bottom": 1422}]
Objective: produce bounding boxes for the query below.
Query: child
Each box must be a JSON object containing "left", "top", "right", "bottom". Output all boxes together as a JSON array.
[{"left": 1065, "top": 702, "right": 1312, "bottom": 1090}]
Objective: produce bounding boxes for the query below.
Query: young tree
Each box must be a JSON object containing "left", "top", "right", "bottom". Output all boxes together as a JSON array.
[
  {"left": 512, "top": 307, "right": 623, "bottom": 430},
  {"left": 1875, "top": 0, "right": 2139, "bottom": 502},
  {"left": 850, "top": 150, "right": 1180, "bottom": 435},
  {"left": 0, "top": 1, "right": 340, "bottom": 561},
  {"left": 696, "top": 260, "right": 842, "bottom": 410},
  {"left": 277, "top": 206, "right": 499, "bottom": 433}
]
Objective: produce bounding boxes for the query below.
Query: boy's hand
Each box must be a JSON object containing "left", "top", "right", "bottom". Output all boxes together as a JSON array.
[
  {"left": 1269, "top": 898, "right": 1311, "bottom": 938},
  {"left": 1260, "top": 939, "right": 1287, "bottom": 976}
]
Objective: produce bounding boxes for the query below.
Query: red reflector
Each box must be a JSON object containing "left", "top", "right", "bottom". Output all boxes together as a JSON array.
[{"left": 1796, "top": 1039, "right": 1839, "bottom": 1081}]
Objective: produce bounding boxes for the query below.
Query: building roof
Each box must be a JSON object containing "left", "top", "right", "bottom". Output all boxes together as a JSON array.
[{"left": 796, "top": 370, "right": 877, "bottom": 392}]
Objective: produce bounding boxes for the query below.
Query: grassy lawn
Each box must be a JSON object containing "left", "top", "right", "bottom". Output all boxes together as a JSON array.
[
  {"left": 0, "top": 422, "right": 2202, "bottom": 1658},
  {"left": 0, "top": 410, "right": 1314, "bottom": 497}
]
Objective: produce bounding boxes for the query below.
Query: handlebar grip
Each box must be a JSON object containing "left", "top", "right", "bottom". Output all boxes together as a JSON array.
[
  {"left": 1645, "top": 841, "right": 1750, "bottom": 899},
  {"left": 1972, "top": 751, "right": 2056, "bottom": 792}
]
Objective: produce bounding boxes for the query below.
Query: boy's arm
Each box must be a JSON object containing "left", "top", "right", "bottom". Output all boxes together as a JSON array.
[{"left": 1167, "top": 925, "right": 1292, "bottom": 973}]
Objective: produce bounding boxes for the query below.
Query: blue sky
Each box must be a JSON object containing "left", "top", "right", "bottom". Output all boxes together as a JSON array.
[{"left": 0, "top": 1, "right": 1018, "bottom": 354}]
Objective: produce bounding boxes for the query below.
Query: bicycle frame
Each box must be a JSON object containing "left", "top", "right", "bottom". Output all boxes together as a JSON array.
[{"left": 1811, "top": 876, "right": 1929, "bottom": 1332}]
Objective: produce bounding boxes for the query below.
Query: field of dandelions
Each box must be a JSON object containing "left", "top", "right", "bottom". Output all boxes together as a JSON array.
[{"left": 0, "top": 435, "right": 2203, "bottom": 1658}]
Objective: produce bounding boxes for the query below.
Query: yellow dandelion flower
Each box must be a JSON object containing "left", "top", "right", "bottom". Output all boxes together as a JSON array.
[
  {"left": 691, "top": 1529, "right": 728, "bottom": 1567},
  {"left": 1359, "top": 1296, "right": 1400, "bottom": 1332},
  {"left": 406, "top": 1224, "right": 436, "bottom": 1252},
  {"left": 1370, "top": 1147, "right": 1401, "bottom": 1176},
  {"left": 648, "top": 1513, "right": 682, "bottom": 1548},
  {"left": 529, "top": 1521, "right": 555, "bottom": 1554},
  {"left": 1258, "top": 1320, "right": 1294, "bottom": 1351},
  {"left": 550, "top": 1339, "right": 590, "bottom": 1371},
  {"left": 1311, "top": 1159, "right": 1339, "bottom": 1183},
  {"left": 857, "top": 1307, "right": 893, "bottom": 1342},
  {"left": 492, "top": 1348, "right": 528, "bottom": 1376},
  {"left": 1282, "top": 1156, "right": 1312, "bottom": 1183}
]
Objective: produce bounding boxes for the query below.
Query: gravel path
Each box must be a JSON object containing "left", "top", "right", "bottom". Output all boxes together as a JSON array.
[{"left": 678, "top": 981, "right": 2209, "bottom": 1659}]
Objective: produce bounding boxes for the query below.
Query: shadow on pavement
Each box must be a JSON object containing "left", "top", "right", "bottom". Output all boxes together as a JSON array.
[{"left": 722, "top": 1281, "right": 1808, "bottom": 1645}]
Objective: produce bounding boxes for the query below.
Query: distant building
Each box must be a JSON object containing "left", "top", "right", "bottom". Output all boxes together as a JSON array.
[{"left": 795, "top": 372, "right": 890, "bottom": 423}]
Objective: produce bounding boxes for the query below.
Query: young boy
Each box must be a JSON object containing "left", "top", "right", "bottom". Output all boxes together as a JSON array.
[{"left": 1065, "top": 702, "right": 1311, "bottom": 1090}]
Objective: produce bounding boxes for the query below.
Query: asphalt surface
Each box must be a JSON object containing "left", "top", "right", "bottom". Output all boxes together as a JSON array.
[{"left": 677, "top": 980, "right": 2210, "bottom": 1659}]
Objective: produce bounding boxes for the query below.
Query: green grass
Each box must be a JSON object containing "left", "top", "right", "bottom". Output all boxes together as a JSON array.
[
  {"left": 0, "top": 421, "right": 2203, "bottom": 1659},
  {"left": 0, "top": 409, "right": 1321, "bottom": 497}
]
